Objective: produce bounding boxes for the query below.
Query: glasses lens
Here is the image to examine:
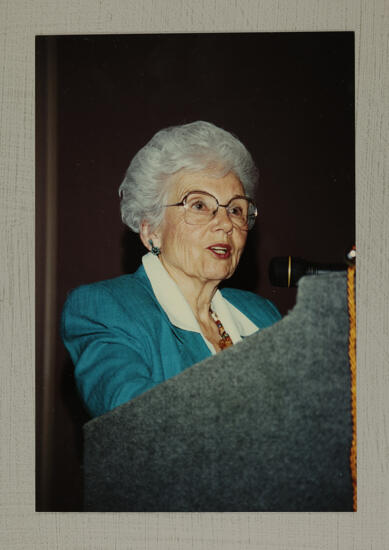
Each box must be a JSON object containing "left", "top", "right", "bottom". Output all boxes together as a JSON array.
[
  {"left": 184, "top": 192, "right": 218, "bottom": 225},
  {"left": 247, "top": 201, "right": 258, "bottom": 230},
  {"left": 227, "top": 198, "right": 257, "bottom": 230}
]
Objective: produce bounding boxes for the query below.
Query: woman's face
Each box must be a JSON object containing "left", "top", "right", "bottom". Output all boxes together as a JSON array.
[{"left": 153, "top": 171, "right": 248, "bottom": 288}]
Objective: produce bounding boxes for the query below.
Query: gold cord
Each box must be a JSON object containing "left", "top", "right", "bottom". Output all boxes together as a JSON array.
[{"left": 347, "top": 264, "right": 357, "bottom": 511}]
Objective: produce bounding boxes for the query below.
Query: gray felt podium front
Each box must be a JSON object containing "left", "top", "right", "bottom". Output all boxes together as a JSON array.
[{"left": 83, "top": 272, "right": 355, "bottom": 511}]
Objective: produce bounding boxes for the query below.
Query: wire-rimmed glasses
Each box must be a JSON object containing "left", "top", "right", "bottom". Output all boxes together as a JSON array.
[{"left": 164, "top": 190, "right": 258, "bottom": 230}]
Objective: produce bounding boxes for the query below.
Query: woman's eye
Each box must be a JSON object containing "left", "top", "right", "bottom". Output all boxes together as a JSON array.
[
  {"left": 191, "top": 200, "right": 207, "bottom": 211},
  {"left": 229, "top": 206, "right": 243, "bottom": 216}
]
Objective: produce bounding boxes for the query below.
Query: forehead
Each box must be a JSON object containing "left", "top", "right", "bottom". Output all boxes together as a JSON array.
[{"left": 169, "top": 170, "right": 244, "bottom": 201}]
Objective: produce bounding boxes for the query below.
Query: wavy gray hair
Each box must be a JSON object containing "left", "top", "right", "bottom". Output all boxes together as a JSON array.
[{"left": 119, "top": 121, "right": 259, "bottom": 233}]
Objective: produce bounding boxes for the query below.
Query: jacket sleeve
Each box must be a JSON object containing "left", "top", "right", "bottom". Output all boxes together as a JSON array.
[{"left": 61, "top": 284, "right": 156, "bottom": 418}]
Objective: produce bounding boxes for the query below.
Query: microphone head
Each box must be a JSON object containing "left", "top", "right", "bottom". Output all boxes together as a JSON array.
[
  {"left": 269, "top": 257, "right": 309, "bottom": 288},
  {"left": 269, "top": 256, "right": 349, "bottom": 287}
]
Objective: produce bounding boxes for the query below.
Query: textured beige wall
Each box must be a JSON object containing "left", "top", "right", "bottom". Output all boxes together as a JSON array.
[{"left": 1, "top": 1, "right": 388, "bottom": 548}]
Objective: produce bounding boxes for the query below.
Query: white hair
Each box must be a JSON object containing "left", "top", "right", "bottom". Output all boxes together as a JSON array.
[{"left": 119, "top": 121, "right": 259, "bottom": 233}]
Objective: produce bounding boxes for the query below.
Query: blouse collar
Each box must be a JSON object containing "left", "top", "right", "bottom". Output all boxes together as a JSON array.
[{"left": 142, "top": 252, "right": 258, "bottom": 354}]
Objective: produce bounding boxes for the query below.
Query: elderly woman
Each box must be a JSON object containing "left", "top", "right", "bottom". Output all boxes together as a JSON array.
[{"left": 61, "top": 121, "right": 281, "bottom": 418}]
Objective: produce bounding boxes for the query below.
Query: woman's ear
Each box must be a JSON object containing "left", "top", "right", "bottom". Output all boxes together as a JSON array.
[{"left": 139, "top": 220, "right": 161, "bottom": 252}]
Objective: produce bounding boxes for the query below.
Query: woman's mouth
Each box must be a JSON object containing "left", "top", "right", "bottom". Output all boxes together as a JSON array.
[{"left": 207, "top": 244, "right": 232, "bottom": 259}]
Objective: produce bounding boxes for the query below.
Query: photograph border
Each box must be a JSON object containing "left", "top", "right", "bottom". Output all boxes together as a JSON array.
[{"left": 1, "top": 1, "right": 388, "bottom": 548}]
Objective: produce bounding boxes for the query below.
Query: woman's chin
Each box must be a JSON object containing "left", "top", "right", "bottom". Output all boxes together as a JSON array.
[{"left": 203, "top": 264, "right": 235, "bottom": 282}]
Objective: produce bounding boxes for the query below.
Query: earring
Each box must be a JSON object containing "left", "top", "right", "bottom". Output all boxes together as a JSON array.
[{"left": 148, "top": 239, "right": 161, "bottom": 256}]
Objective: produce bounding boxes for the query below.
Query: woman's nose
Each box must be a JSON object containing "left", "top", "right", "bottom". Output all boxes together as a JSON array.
[{"left": 213, "top": 206, "right": 234, "bottom": 231}]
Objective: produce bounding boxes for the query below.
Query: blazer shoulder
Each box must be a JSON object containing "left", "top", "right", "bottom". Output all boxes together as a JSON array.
[
  {"left": 62, "top": 266, "right": 158, "bottom": 322},
  {"left": 221, "top": 286, "right": 282, "bottom": 325}
]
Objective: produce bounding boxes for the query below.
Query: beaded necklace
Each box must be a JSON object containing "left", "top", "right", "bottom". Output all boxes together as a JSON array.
[{"left": 209, "top": 308, "right": 233, "bottom": 350}]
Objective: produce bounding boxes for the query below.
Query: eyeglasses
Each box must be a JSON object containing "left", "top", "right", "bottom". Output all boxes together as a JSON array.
[{"left": 164, "top": 190, "right": 258, "bottom": 230}]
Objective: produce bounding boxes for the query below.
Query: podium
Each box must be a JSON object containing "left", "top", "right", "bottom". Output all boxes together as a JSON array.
[{"left": 83, "top": 272, "right": 355, "bottom": 511}]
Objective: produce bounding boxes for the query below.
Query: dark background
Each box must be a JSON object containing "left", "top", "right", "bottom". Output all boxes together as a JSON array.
[{"left": 36, "top": 32, "right": 355, "bottom": 510}]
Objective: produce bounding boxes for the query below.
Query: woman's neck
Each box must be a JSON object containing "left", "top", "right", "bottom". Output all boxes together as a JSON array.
[{"left": 159, "top": 256, "right": 219, "bottom": 324}]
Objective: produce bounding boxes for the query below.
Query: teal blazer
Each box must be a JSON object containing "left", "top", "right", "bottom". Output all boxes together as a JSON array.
[{"left": 61, "top": 265, "right": 281, "bottom": 417}]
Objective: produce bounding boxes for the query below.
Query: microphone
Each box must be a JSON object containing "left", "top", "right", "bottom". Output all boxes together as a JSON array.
[{"left": 269, "top": 256, "right": 348, "bottom": 288}]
